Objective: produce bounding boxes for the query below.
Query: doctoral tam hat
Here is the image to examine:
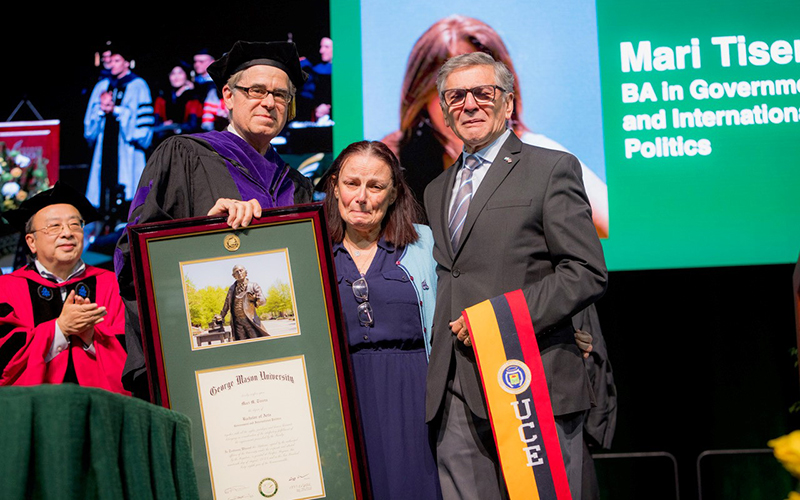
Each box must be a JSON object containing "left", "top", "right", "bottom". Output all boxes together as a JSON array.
[
  {"left": 1, "top": 181, "right": 101, "bottom": 233},
  {"left": 207, "top": 40, "right": 307, "bottom": 94},
  {"left": 104, "top": 41, "right": 135, "bottom": 62}
]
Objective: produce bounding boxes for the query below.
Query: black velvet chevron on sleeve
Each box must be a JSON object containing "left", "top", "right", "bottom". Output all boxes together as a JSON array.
[{"left": 0, "top": 303, "right": 26, "bottom": 372}]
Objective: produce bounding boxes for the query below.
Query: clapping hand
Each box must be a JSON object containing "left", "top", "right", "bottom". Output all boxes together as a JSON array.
[
  {"left": 100, "top": 91, "right": 114, "bottom": 113},
  {"left": 57, "top": 290, "right": 106, "bottom": 347}
]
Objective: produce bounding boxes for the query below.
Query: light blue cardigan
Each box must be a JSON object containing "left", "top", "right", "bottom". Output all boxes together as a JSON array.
[{"left": 395, "top": 224, "right": 437, "bottom": 359}]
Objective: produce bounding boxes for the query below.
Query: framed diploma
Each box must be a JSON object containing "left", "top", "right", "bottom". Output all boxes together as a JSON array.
[{"left": 128, "top": 203, "right": 369, "bottom": 500}]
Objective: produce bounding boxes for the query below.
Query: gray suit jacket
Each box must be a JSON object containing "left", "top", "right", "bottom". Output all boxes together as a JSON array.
[{"left": 423, "top": 131, "right": 607, "bottom": 422}]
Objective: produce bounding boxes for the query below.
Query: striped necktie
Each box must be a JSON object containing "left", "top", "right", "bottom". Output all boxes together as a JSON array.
[{"left": 449, "top": 154, "right": 481, "bottom": 250}]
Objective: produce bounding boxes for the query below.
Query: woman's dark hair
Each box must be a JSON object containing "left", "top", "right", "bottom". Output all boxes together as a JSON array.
[
  {"left": 324, "top": 140, "right": 423, "bottom": 246},
  {"left": 398, "top": 14, "right": 527, "bottom": 143}
]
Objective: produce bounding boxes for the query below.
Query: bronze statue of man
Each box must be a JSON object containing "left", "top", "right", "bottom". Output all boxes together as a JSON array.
[{"left": 219, "top": 265, "right": 269, "bottom": 340}]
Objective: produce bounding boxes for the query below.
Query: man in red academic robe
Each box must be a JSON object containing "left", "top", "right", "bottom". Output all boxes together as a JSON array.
[{"left": 0, "top": 182, "right": 129, "bottom": 395}]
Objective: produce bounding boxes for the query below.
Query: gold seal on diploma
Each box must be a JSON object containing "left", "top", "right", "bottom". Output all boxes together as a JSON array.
[
  {"left": 223, "top": 234, "right": 241, "bottom": 252},
  {"left": 258, "top": 477, "right": 278, "bottom": 497}
]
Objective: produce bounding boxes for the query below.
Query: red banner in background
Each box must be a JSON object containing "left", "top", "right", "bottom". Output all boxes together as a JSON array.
[{"left": 0, "top": 120, "right": 60, "bottom": 183}]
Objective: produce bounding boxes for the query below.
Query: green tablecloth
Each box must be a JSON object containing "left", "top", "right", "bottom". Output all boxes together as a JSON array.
[{"left": 0, "top": 384, "right": 199, "bottom": 500}]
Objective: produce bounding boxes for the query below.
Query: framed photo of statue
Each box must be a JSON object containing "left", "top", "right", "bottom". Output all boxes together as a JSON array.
[
  {"left": 180, "top": 249, "right": 300, "bottom": 350},
  {"left": 127, "top": 203, "right": 369, "bottom": 500}
]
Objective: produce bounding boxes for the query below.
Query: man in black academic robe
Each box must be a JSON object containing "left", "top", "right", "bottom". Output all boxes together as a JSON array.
[{"left": 115, "top": 41, "right": 313, "bottom": 398}]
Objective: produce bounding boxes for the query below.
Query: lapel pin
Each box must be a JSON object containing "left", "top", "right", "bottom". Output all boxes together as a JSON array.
[{"left": 504, "top": 156, "right": 512, "bottom": 163}]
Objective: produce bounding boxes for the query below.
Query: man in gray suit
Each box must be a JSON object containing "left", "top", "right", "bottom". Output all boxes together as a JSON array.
[{"left": 423, "top": 52, "right": 607, "bottom": 500}]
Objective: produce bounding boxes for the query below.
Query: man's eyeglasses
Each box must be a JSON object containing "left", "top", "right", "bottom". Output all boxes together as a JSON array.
[
  {"left": 29, "top": 220, "right": 85, "bottom": 236},
  {"left": 351, "top": 276, "right": 374, "bottom": 327},
  {"left": 441, "top": 84, "right": 507, "bottom": 107},
  {"left": 234, "top": 85, "right": 293, "bottom": 105}
]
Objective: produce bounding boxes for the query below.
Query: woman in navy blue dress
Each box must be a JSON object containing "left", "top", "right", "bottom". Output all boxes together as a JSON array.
[{"left": 323, "top": 141, "right": 441, "bottom": 500}]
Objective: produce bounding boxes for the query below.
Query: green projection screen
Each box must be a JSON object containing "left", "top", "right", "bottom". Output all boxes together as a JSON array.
[{"left": 331, "top": 0, "right": 800, "bottom": 271}]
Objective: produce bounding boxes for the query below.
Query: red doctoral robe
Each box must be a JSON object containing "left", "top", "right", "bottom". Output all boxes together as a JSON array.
[{"left": 0, "top": 264, "right": 129, "bottom": 395}]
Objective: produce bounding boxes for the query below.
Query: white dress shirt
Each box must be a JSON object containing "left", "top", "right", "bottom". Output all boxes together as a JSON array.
[{"left": 448, "top": 129, "right": 512, "bottom": 214}]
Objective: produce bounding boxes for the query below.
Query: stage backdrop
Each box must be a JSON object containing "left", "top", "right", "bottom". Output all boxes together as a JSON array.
[{"left": 331, "top": 0, "right": 800, "bottom": 272}]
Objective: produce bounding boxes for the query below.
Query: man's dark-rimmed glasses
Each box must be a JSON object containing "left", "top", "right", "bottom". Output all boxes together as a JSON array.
[{"left": 441, "top": 84, "right": 507, "bottom": 107}]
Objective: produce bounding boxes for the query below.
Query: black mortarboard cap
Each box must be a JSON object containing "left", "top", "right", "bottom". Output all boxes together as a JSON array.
[
  {"left": 171, "top": 59, "right": 193, "bottom": 77},
  {"left": 98, "top": 40, "right": 114, "bottom": 54},
  {"left": 106, "top": 41, "right": 134, "bottom": 62},
  {"left": 1, "top": 181, "right": 101, "bottom": 233},
  {"left": 207, "top": 40, "right": 307, "bottom": 94},
  {"left": 194, "top": 47, "right": 214, "bottom": 57}
]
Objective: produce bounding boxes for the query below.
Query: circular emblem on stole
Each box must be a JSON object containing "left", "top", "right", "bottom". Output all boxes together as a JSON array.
[
  {"left": 258, "top": 477, "right": 278, "bottom": 498},
  {"left": 224, "top": 234, "right": 241, "bottom": 252},
  {"left": 37, "top": 285, "right": 54, "bottom": 301},
  {"left": 497, "top": 359, "right": 532, "bottom": 395},
  {"left": 75, "top": 282, "right": 90, "bottom": 299}
]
